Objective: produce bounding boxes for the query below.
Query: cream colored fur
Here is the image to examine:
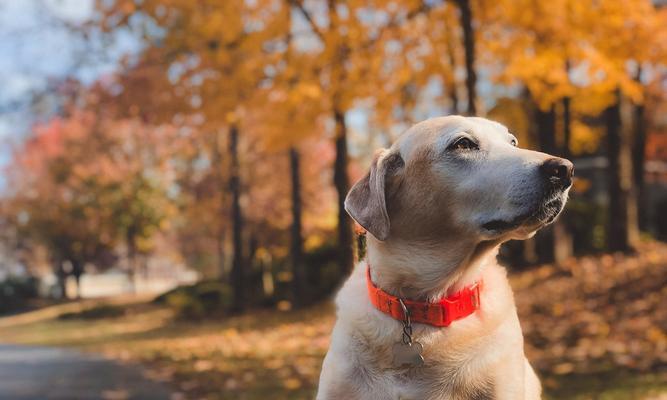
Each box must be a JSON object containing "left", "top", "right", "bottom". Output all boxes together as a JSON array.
[{"left": 317, "top": 116, "right": 573, "bottom": 400}]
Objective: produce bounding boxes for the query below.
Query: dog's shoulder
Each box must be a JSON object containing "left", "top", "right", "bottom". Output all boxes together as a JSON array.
[{"left": 334, "top": 261, "right": 370, "bottom": 315}]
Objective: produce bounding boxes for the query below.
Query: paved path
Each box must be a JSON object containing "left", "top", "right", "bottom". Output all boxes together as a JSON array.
[{"left": 0, "top": 344, "right": 172, "bottom": 400}]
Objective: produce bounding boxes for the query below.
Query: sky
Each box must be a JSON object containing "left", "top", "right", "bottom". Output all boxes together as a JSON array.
[
  {"left": 0, "top": 0, "right": 139, "bottom": 185},
  {"left": 0, "top": 0, "right": 93, "bottom": 134}
]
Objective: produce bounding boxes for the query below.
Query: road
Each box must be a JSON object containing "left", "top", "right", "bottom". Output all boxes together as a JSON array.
[{"left": 0, "top": 344, "right": 172, "bottom": 400}]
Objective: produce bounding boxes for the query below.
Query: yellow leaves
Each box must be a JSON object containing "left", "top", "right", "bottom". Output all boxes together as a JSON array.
[
  {"left": 572, "top": 86, "right": 615, "bottom": 116},
  {"left": 572, "top": 177, "right": 591, "bottom": 193},
  {"left": 483, "top": 0, "right": 658, "bottom": 113},
  {"left": 552, "top": 362, "right": 575, "bottom": 375},
  {"left": 570, "top": 121, "right": 602, "bottom": 155},
  {"left": 397, "top": 66, "right": 414, "bottom": 85},
  {"left": 487, "top": 97, "right": 533, "bottom": 147},
  {"left": 225, "top": 111, "right": 238, "bottom": 124},
  {"left": 193, "top": 359, "right": 214, "bottom": 372},
  {"left": 295, "top": 83, "right": 322, "bottom": 101},
  {"left": 646, "top": 327, "right": 666, "bottom": 344},
  {"left": 552, "top": 303, "right": 565, "bottom": 317},
  {"left": 283, "top": 378, "right": 302, "bottom": 390}
]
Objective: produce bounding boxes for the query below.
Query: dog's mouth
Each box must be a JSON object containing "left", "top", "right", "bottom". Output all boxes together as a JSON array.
[{"left": 481, "top": 196, "right": 565, "bottom": 234}]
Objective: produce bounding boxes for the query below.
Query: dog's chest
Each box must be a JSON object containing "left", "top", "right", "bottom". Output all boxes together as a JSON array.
[
  {"left": 389, "top": 358, "right": 495, "bottom": 400},
  {"left": 359, "top": 328, "right": 502, "bottom": 399}
]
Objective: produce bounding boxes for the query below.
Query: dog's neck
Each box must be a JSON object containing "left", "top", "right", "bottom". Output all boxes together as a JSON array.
[{"left": 366, "top": 235, "right": 501, "bottom": 302}]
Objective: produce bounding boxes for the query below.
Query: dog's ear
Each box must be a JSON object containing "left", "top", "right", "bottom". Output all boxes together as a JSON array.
[{"left": 345, "top": 149, "right": 403, "bottom": 241}]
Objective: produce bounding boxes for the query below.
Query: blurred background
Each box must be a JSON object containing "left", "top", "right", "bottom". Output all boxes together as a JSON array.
[{"left": 0, "top": 0, "right": 666, "bottom": 399}]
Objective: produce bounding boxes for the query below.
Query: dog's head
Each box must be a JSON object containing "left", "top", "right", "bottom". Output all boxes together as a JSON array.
[{"left": 345, "top": 116, "right": 573, "bottom": 243}]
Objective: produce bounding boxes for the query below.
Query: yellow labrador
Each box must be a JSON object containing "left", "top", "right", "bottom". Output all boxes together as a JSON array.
[{"left": 317, "top": 116, "right": 573, "bottom": 400}]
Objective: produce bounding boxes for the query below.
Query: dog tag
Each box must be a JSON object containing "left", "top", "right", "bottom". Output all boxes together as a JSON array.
[{"left": 392, "top": 341, "right": 424, "bottom": 367}]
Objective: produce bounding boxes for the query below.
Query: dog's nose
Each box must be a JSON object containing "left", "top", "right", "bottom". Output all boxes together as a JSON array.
[{"left": 540, "top": 157, "right": 574, "bottom": 187}]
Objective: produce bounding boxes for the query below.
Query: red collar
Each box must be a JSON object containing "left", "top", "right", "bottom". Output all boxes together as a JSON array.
[{"left": 366, "top": 267, "right": 482, "bottom": 327}]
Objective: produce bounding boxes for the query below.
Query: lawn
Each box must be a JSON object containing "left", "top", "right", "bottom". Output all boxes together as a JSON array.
[{"left": 0, "top": 242, "right": 665, "bottom": 399}]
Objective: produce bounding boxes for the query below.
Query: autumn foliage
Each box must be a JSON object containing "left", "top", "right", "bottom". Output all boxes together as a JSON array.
[
  {"left": 1, "top": 0, "right": 666, "bottom": 326},
  {"left": 1, "top": 1, "right": 667, "bottom": 398}
]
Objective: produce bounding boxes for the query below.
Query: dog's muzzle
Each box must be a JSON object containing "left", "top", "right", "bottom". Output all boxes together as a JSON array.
[{"left": 481, "top": 157, "right": 574, "bottom": 234}]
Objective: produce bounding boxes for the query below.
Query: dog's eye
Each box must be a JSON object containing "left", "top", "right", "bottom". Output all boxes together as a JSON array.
[
  {"left": 448, "top": 137, "right": 479, "bottom": 151},
  {"left": 510, "top": 138, "right": 518, "bottom": 147}
]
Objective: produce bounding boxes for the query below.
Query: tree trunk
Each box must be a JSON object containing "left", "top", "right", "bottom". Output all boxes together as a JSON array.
[
  {"left": 333, "top": 109, "right": 353, "bottom": 273},
  {"left": 444, "top": 23, "right": 459, "bottom": 115},
  {"left": 141, "top": 256, "right": 149, "bottom": 280},
  {"left": 248, "top": 232, "right": 259, "bottom": 294},
  {"left": 126, "top": 232, "right": 137, "bottom": 294},
  {"left": 553, "top": 94, "right": 573, "bottom": 263},
  {"left": 442, "top": 19, "right": 459, "bottom": 114},
  {"left": 605, "top": 89, "right": 636, "bottom": 252},
  {"left": 536, "top": 104, "right": 557, "bottom": 153},
  {"left": 456, "top": 0, "right": 477, "bottom": 115},
  {"left": 229, "top": 123, "right": 245, "bottom": 311},
  {"left": 54, "top": 260, "right": 68, "bottom": 299},
  {"left": 533, "top": 103, "right": 558, "bottom": 262},
  {"left": 289, "top": 147, "right": 305, "bottom": 306},
  {"left": 71, "top": 260, "right": 83, "bottom": 299},
  {"left": 632, "top": 66, "right": 647, "bottom": 231},
  {"left": 562, "top": 97, "right": 572, "bottom": 159},
  {"left": 327, "top": 0, "right": 353, "bottom": 273},
  {"left": 215, "top": 129, "right": 227, "bottom": 279}
]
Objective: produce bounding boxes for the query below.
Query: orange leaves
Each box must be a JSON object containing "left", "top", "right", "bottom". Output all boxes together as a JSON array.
[
  {"left": 516, "top": 241, "right": 667, "bottom": 375},
  {"left": 249, "top": 81, "right": 325, "bottom": 151},
  {"left": 570, "top": 120, "right": 603, "bottom": 155},
  {"left": 99, "top": 0, "right": 284, "bottom": 128},
  {"left": 4, "top": 108, "right": 179, "bottom": 269},
  {"left": 482, "top": 0, "right": 657, "bottom": 113}
]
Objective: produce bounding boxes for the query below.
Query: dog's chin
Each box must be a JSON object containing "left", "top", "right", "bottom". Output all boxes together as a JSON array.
[{"left": 480, "top": 195, "right": 567, "bottom": 238}]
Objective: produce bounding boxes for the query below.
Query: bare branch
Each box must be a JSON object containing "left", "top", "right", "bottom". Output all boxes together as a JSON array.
[{"left": 288, "top": 0, "right": 326, "bottom": 43}]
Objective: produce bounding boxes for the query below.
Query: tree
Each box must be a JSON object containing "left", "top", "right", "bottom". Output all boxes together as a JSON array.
[
  {"left": 4, "top": 107, "right": 176, "bottom": 298},
  {"left": 454, "top": 0, "right": 477, "bottom": 114},
  {"left": 480, "top": 0, "right": 666, "bottom": 256},
  {"left": 587, "top": 0, "right": 667, "bottom": 250},
  {"left": 604, "top": 89, "right": 635, "bottom": 251},
  {"left": 97, "top": 0, "right": 286, "bottom": 310},
  {"left": 6, "top": 113, "right": 117, "bottom": 298},
  {"left": 289, "top": 0, "right": 437, "bottom": 272}
]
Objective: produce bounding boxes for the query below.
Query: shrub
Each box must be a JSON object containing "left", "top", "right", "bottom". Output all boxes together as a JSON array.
[
  {"left": 59, "top": 304, "right": 126, "bottom": 320},
  {"left": 0, "top": 276, "right": 39, "bottom": 315},
  {"left": 156, "top": 280, "right": 232, "bottom": 319},
  {"left": 303, "top": 242, "right": 345, "bottom": 302},
  {"left": 564, "top": 199, "right": 607, "bottom": 253}
]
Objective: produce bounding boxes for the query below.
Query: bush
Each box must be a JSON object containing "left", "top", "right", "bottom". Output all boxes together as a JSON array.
[
  {"left": 304, "top": 242, "right": 345, "bottom": 302},
  {"left": 563, "top": 199, "right": 607, "bottom": 253},
  {"left": 655, "top": 198, "right": 667, "bottom": 239},
  {"left": 155, "top": 280, "right": 232, "bottom": 319},
  {"left": 58, "top": 304, "right": 126, "bottom": 320},
  {"left": 0, "top": 276, "right": 39, "bottom": 315}
]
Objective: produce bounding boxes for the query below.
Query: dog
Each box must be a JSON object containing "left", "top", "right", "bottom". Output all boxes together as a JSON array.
[{"left": 317, "top": 116, "right": 573, "bottom": 399}]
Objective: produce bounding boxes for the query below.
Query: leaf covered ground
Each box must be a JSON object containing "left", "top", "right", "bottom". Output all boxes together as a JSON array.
[{"left": 0, "top": 242, "right": 666, "bottom": 399}]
